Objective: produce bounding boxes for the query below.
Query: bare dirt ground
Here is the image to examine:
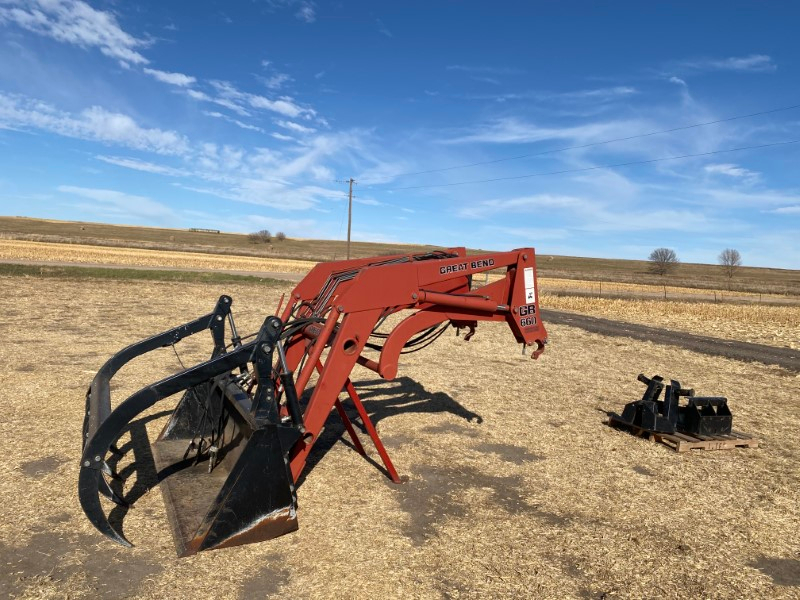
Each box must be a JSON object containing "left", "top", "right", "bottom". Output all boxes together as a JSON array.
[{"left": 1, "top": 277, "right": 798, "bottom": 599}]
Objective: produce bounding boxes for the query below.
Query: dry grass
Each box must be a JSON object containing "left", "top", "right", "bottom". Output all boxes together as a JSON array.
[
  {"left": 541, "top": 292, "right": 800, "bottom": 350},
  {"left": 0, "top": 239, "right": 316, "bottom": 274},
  {"left": 539, "top": 277, "right": 791, "bottom": 301},
  {"left": 1, "top": 276, "right": 798, "bottom": 599}
]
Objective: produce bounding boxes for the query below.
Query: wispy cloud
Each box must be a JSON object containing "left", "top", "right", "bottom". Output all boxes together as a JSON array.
[
  {"left": 0, "top": 92, "right": 189, "bottom": 154},
  {"left": 276, "top": 119, "right": 315, "bottom": 134},
  {"left": 143, "top": 67, "right": 196, "bottom": 87},
  {"left": 441, "top": 115, "right": 641, "bottom": 145},
  {"left": 769, "top": 205, "right": 800, "bottom": 215},
  {"left": 295, "top": 2, "right": 316, "bottom": 23},
  {"left": 670, "top": 54, "right": 776, "bottom": 74},
  {"left": 0, "top": 0, "right": 149, "bottom": 66},
  {"left": 262, "top": 72, "right": 292, "bottom": 90},
  {"left": 376, "top": 18, "right": 392, "bottom": 38},
  {"left": 263, "top": 0, "right": 316, "bottom": 23},
  {"left": 464, "top": 86, "right": 637, "bottom": 104},
  {"left": 202, "top": 110, "right": 265, "bottom": 132},
  {"left": 458, "top": 192, "right": 743, "bottom": 235},
  {"left": 96, "top": 155, "right": 189, "bottom": 176},
  {"left": 704, "top": 163, "right": 759, "bottom": 183},
  {"left": 57, "top": 185, "right": 175, "bottom": 220},
  {"left": 446, "top": 65, "right": 524, "bottom": 75},
  {"left": 271, "top": 132, "right": 294, "bottom": 142},
  {"left": 208, "top": 80, "right": 314, "bottom": 119}
]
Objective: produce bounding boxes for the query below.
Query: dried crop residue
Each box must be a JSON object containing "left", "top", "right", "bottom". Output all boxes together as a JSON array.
[
  {"left": 0, "top": 275, "right": 798, "bottom": 599},
  {"left": 541, "top": 292, "right": 800, "bottom": 350},
  {"left": 0, "top": 239, "right": 316, "bottom": 274}
]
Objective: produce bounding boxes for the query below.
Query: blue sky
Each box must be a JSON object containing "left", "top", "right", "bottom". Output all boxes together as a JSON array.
[{"left": 0, "top": 1, "right": 798, "bottom": 268}]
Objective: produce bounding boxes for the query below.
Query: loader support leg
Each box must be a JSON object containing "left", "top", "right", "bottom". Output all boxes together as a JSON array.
[
  {"left": 334, "top": 399, "right": 367, "bottom": 455},
  {"left": 316, "top": 360, "right": 401, "bottom": 483},
  {"left": 344, "top": 378, "right": 402, "bottom": 484}
]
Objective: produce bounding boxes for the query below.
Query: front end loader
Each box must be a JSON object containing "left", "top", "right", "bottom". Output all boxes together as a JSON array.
[{"left": 79, "top": 247, "right": 548, "bottom": 556}]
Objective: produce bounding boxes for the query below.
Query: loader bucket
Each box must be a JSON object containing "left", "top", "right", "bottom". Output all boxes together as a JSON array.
[
  {"left": 680, "top": 397, "right": 732, "bottom": 436},
  {"left": 79, "top": 297, "right": 303, "bottom": 556}
]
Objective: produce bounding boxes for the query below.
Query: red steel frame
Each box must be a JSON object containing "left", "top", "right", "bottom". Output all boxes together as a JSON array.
[{"left": 278, "top": 247, "right": 548, "bottom": 483}]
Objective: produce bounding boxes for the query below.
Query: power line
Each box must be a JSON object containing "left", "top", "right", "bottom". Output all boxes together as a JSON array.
[
  {"left": 360, "top": 102, "right": 800, "bottom": 183},
  {"left": 374, "top": 139, "right": 800, "bottom": 191}
]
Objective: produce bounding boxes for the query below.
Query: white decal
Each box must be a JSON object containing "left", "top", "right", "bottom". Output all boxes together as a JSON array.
[{"left": 524, "top": 267, "right": 536, "bottom": 303}]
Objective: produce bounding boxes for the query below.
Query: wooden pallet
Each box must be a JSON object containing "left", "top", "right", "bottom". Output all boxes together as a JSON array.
[{"left": 608, "top": 416, "right": 759, "bottom": 452}]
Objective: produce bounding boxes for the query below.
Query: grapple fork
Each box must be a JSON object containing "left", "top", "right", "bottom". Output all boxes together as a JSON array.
[{"left": 79, "top": 248, "right": 548, "bottom": 555}]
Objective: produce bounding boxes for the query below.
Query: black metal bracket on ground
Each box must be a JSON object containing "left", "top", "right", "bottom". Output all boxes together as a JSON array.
[{"left": 610, "top": 373, "right": 733, "bottom": 437}]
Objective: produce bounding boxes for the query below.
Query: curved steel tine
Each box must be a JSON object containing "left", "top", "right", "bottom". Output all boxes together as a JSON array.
[
  {"left": 97, "top": 472, "right": 128, "bottom": 506},
  {"left": 78, "top": 467, "right": 133, "bottom": 547}
]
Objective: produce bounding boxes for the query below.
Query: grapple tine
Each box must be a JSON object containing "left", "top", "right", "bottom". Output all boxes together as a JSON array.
[{"left": 78, "top": 467, "right": 132, "bottom": 547}]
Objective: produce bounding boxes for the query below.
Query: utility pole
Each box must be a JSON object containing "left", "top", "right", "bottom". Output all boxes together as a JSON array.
[
  {"left": 337, "top": 178, "right": 357, "bottom": 259},
  {"left": 347, "top": 177, "right": 354, "bottom": 259}
]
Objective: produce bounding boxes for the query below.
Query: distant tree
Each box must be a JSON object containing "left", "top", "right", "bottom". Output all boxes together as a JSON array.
[
  {"left": 248, "top": 229, "right": 271, "bottom": 243},
  {"left": 275, "top": 231, "right": 287, "bottom": 241},
  {"left": 718, "top": 248, "right": 742, "bottom": 289},
  {"left": 648, "top": 248, "right": 680, "bottom": 276}
]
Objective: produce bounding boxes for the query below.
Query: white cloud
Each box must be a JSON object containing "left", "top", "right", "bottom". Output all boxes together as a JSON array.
[
  {"left": 0, "top": 92, "right": 189, "bottom": 155},
  {"left": 704, "top": 163, "right": 759, "bottom": 182},
  {"left": 376, "top": 18, "right": 392, "bottom": 37},
  {"left": 0, "top": 0, "right": 149, "bottom": 66},
  {"left": 57, "top": 185, "right": 175, "bottom": 219},
  {"left": 770, "top": 206, "right": 800, "bottom": 215},
  {"left": 442, "top": 116, "right": 640, "bottom": 145},
  {"left": 143, "top": 68, "right": 196, "bottom": 87},
  {"left": 208, "top": 80, "right": 313, "bottom": 118},
  {"left": 668, "top": 76, "right": 687, "bottom": 87},
  {"left": 484, "top": 225, "right": 570, "bottom": 241},
  {"left": 673, "top": 54, "right": 776, "bottom": 73},
  {"left": 271, "top": 132, "right": 294, "bottom": 142},
  {"left": 202, "top": 110, "right": 265, "bottom": 132},
  {"left": 263, "top": 73, "right": 292, "bottom": 90},
  {"left": 276, "top": 119, "right": 315, "bottom": 134},
  {"left": 295, "top": 2, "right": 316, "bottom": 22},
  {"left": 463, "top": 86, "right": 637, "bottom": 104},
  {"left": 96, "top": 155, "right": 189, "bottom": 176},
  {"left": 446, "top": 65, "right": 524, "bottom": 75}
]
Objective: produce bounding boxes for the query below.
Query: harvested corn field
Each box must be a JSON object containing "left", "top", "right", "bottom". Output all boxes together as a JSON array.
[
  {"left": 0, "top": 239, "right": 316, "bottom": 274},
  {"left": 1, "top": 275, "right": 798, "bottom": 599},
  {"left": 541, "top": 293, "right": 800, "bottom": 350}
]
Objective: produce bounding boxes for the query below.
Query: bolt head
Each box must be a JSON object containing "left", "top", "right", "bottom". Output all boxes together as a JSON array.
[
  {"left": 216, "top": 315, "right": 223, "bottom": 321},
  {"left": 83, "top": 460, "right": 90, "bottom": 467},
  {"left": 94, "top": 455, "right": 101, "bottom": 462},
  {"left": 337, "top": 305, "right": 344, "bottom": 313},
  {"left": 262, "top": 344, "right": 272, "bottom": 354}
]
